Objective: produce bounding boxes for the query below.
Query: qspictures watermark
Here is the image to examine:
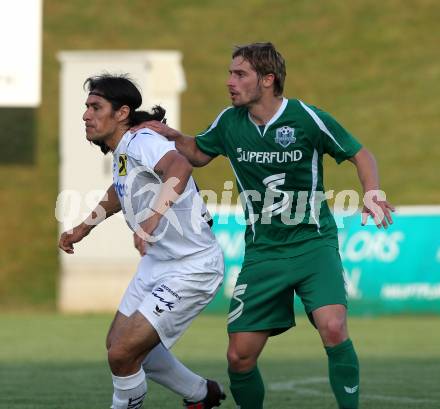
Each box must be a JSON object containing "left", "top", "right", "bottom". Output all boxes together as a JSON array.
[{"left": 55, "top": 173, "right": 389, "bottom": 241}]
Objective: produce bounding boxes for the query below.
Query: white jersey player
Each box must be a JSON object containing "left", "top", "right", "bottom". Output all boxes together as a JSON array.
[
  {"left": 113, "top": 128, "right": 216, "bottom": 261},
  {"left": 113, "top": 127, "right": 222, "bottom": 349},
  {"left": 59, "top": 74, "right": 226, "bottom": 409}
]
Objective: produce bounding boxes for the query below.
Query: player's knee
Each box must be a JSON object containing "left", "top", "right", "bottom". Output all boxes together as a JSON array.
[
  {"left": 108, "top": 344, "right": 134, "bottom": 373},
  {"left": 227, "top": 347, "right": 257, "bottom": 372},
  {"left": 105, "top": 333, "right": 113, "bottom": 351},
  {"left": 321, "top": 317, "right": 347, "bottom": 345}
]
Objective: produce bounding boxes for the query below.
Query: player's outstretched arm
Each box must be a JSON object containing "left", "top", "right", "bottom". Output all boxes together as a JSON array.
[
  {"left": 134, "top": 151, "right": 193, "bottom": 256},
  {"left": 131, "top": 120, "right": 213, "bottom": 167},
  {"left": 349, "top": 147, "right": 395, "bottom": 229},
  {"left": 58, "top": 185, "right": 121, "bottom": 254}
]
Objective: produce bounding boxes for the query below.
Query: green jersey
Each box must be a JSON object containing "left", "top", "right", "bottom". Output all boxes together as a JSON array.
[{"left": 195, "top": 98, "right": 362, "bottom": 264}]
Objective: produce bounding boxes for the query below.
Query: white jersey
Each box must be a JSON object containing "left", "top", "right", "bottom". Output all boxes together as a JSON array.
[{"left": 112, "top": 129, "right": 217, "bottom": 260}]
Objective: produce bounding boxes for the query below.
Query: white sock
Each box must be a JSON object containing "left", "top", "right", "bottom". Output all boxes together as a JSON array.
[
  {"left": 142, "top": 343, "right": 207, "bottom": 402},
  {"left": 112, "top": 368, "right": 147, "bottom": 409}
]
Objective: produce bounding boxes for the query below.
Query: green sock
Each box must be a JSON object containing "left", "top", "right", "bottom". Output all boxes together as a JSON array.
[
  {"left": 325, "top": 339, "right": 360, "bottom": 409},
  {"left": 228, "top": 366, "right": 264, "bottom": 409}
]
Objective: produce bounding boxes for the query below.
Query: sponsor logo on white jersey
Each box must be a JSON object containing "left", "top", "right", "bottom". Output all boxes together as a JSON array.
[
  {"left": 114, "top": 181, "right": 127, "bottom": 197},
  {"left": 118, "top": 154, "right": 127, "bottom": 176}
]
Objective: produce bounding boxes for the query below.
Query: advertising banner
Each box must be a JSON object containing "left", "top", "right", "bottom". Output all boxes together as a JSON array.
[{"left": 206, "top": 207, "right": 440, "bottom": 315}]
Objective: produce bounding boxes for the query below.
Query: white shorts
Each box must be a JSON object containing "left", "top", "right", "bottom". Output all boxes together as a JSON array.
[{"left": 118, "top": 243, "right": 224, "bottom": 349}]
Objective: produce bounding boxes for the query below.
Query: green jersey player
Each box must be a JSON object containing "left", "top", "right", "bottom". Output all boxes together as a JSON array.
[
  {"left": 140, "top": 42, "right": 394, "bottom": 409},
  {"left": 195, "top": 98, "right": 362, "bottom": 264}
]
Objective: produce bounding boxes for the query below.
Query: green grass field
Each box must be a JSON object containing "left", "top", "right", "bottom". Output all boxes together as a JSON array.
[{"left": 1, "top": 313, "right": 439, "bottom": 409}]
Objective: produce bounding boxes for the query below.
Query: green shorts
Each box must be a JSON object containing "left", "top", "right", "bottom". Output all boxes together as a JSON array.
[{"left": 227, "top": 245, "right": 347, "bottom": 335}]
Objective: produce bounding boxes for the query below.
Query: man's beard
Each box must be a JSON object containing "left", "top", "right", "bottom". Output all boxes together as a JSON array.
[
  {"left": 233, "top": 86, "right": 263, "bottom": 108},
  {"left": 91, "top": 139, "right": 110, "bottom": 154}
]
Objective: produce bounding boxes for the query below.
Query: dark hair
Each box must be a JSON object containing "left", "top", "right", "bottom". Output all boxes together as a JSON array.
[
  {"left": 232, "top": 42, "right": 286, "bottom": 96},
  {"left": 83, "top": 73, "right": 166, "bottom": 154}
]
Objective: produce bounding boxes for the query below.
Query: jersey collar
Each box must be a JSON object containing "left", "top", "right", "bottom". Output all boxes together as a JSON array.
[
  {"left": 113, "top": 130, "right": 131, "bottom": 156},
  {"left": 248, "top": 97, "right": 288, "bottom": 137}
]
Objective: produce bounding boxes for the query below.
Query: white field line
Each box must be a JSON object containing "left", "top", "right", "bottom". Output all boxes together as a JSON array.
[{"left": 268, "top": 377, "right": 439, "bottom": 404}]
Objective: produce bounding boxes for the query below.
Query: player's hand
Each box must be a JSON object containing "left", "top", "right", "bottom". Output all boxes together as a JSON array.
[
  {"left": 59, "top": 224, "right": 91, "bottom": 254},
  {"left": 133, "top": 215, "right": 160, "bottom": 256},
  {"left": 133, "top": 231, "right": 151, "bottom": 256},
  {"left": 361, "top": 197, "right": 395, "bottom": 229},
  {"left": 130, "top": 120, "right": 181, "bottom": 141}
]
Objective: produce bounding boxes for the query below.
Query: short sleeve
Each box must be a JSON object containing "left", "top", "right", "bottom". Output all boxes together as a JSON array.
[
  {"left": 302, "top": 103, "right": 362, "bottom": 164},
  {"left": 195, "top": 107, "right": 232, "bottom": 157},
  {"left": 127, "top": 129, "right": 176, "bottom": 170}
]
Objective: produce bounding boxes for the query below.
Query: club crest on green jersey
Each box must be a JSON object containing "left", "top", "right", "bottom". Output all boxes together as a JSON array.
[{"left": 275, "top": 126, "right": 296, "bottom": 148}]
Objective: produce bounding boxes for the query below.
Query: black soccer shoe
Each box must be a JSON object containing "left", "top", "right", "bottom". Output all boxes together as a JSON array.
[{"left": 183, "top": 379, "right": 226, "bottom": 408}]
